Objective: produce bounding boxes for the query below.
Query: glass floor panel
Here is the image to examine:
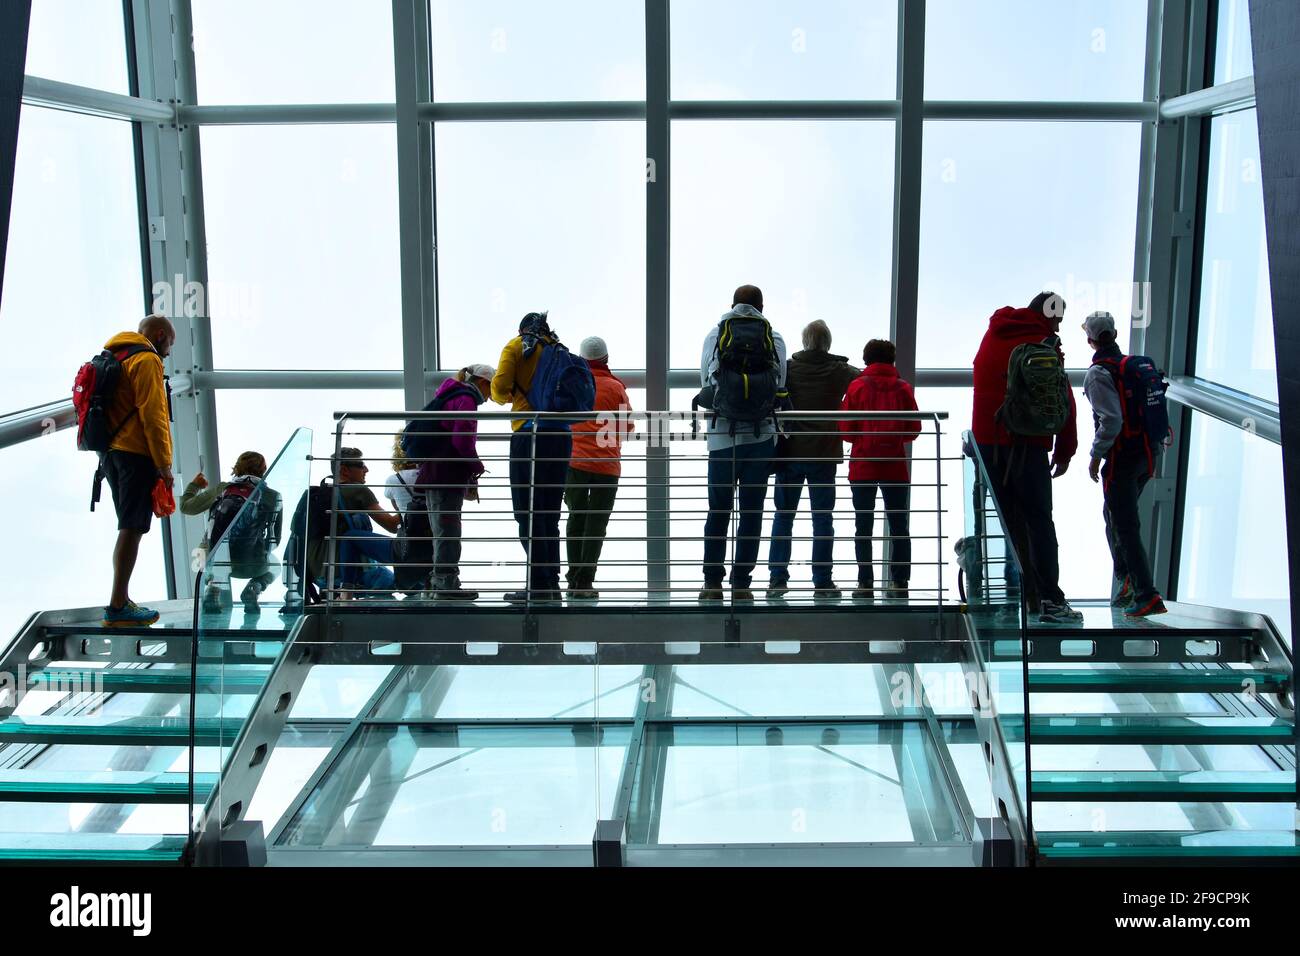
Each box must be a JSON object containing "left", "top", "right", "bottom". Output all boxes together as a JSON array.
[
  {"left": 626, "top": 721, "right": 965, "bottom": 845},
  {"left": 668, "top": 664, "right": 890, "bottom": 718},
  {"left": 371, "top": 664, "right": 643, "bottom": 720},
  {"left": 277, "top": 723, "right": 629, "bottom": 847}
]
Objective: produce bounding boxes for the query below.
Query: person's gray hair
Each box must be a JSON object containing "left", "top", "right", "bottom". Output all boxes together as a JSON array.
[{"left": 802, "top": 320, "right": 832, "bottom": 352}]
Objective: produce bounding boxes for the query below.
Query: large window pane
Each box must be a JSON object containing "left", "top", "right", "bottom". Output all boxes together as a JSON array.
[
  {"left": 25, "top": 0, "right": 130, "bottom": 94},
  {"left": 1213, "top": 0, "right": 1254, "bottom": 85},
  {"left": 1193, "top": 110, "right": 1274, "bottom": 401},
  {"left": 435, "top": 122, "right": 646, "bottom": 369},
  {"left": 0, "top": 434, "right": 165, "bottom": 641},
  {"left": 200, "top": 125, "right": 401, "bottom": 370},
  {"left": 432, "top": 0, "right": 644, "bottom": 102},
  {"left": 0, "top": 107, "right": 143, "bottom": 412},
  {"left": 917, "top": 121, "right": 1141, "bottom": 370},
  {"left": 212, "top": 390, "right": 404, "bottom": 469},
  {"left": 925, "top": 0, "right": 1148, "bottom": 102},
  {"left": 191, "top": 0, "right": 394, "bottom": 104},
  {"left": 1178, "top": 413, "right": 1290, "bottom": 639},
  {"left": 670, "top": 0, "right": 897, "bottom": 101},
  {"left": 671, "top": 120, "right": 895, "bottom": 369}
]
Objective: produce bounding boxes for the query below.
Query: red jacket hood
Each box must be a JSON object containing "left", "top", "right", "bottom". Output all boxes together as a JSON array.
[
  {"left": 987, "top": 306, "right": 1057, "bottom": 342},
  {"left": 971, "top": 307, "right": 1078, "bottom": 459}
]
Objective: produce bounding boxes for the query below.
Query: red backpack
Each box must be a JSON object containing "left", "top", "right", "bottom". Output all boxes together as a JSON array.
[{"left": 72, "top": 345, "right": 151, "bottom": 453}]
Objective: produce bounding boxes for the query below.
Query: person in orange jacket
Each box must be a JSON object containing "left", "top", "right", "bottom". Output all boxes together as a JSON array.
[
  {"left": 100, "top": 314, "right": 176, "bottom": 627},
  {"left": 564, "top": 337, "right": 634, "bottom": 600}
]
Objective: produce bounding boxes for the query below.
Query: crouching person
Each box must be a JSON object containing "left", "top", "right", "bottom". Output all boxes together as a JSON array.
[{"left": 181, "top": 450, "right": 282, "bottom": 615}]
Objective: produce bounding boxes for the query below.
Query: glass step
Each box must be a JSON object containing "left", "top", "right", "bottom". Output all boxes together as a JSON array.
[
  {"left": 0, "top": 770, "right": 217, "bottom": 803},
  {"left": 0, "top": 715, "right": 246, "bottom": 747},
  {"left": 0, "top": 831, "right": 187, "bottom": 863},
  {"left": 1032, "top": 770, "right": 1297, "bottom": 802},
  {"left": 1021, "top": 715, "right": 1295, "bottom": 745},
  {"left": 1037, "top": 829, "right": 1300, "bottom": 862},
  {"left": 1026, "top": 668, "right": 1291, "bottom": 694},
  {"left": 26, "top": 666, "right": 270, "bottom": 695}
]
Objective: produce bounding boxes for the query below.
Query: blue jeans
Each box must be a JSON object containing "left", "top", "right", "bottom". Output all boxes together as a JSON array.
[
  {"left": 703, "top": 439, "right": 775, "bottom": 588},
  {"left": 336, "top": 520, "right": 395, "bottom": 592},
  {"left": 768, "top": 462, "right": 837, "bottom": 587}
]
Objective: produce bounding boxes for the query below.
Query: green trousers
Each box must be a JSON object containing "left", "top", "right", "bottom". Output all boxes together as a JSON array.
[{"left": 564, "top": 467, "right": 619, "bottom": 588}]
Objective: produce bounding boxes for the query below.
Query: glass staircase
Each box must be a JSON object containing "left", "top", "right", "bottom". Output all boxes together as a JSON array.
[
  {"left": 0, "top": 428, "right": 313, "bottom": 864},
  {"left": 962, "top": 436, "right": 1297, "bottom": 866}
]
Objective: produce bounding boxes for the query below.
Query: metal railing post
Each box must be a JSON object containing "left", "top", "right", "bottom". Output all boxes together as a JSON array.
[
  {"left": 527, "top": 415, "right": 539, "bottom": 606},
  {"left": 326, "top": 415, "right": 345, "bottom": 605}
]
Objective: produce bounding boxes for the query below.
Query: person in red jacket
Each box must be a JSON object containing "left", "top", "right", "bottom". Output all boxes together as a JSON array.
[
  {"left": 971, "top": 291, "right": 1083, "bottom": 623},
  {"left": 840, "top": 339, "right": 920, "bottom": 600}
]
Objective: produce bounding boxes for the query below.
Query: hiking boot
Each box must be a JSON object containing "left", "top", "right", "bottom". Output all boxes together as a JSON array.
[
  {"left": 1125, "top": 594, "right": 1168, "bottom": 618},
  {"left": 568, "top": 588, "right": 598, "bottom": 601},
  {"left": 766, "top": 580, "right": 790, "bottom": 599},
  {"left": 885, "top": 583, "right": 909, "bottom": 601},
  {"left": 103, "top": 602, "right": 160, "bottom": 628},
  {"left": 505, "top": 589, "right": 562, "bottom": 605},
  {"left": 731, "top": 587, "right": 756, "bottom": 603},
  {"left": 1111, "top": 576, "right": 1135, "bottom": 607},
  {"left": 433, "top": 587, "right": 479, "bottom": 602},
  {"left": 698, "top": 587, "right": 724, "bottom": 602},
  {"left": 240, "top": 580, "right": 265, "bottom": 615},
  {"left": 852, "top": 586, "right": 875, "bottom": 601},
  {"left": 813, "top": 586, "right": 842, "bottom": 601},
  {"left": 1039, "top": 600, "right": 1084, "bottom": 624}
]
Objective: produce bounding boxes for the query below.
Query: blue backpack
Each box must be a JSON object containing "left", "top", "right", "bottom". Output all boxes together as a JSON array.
[
  {"left": 1097, "top": 354, "right": 1171, "bottom": 459},
  {"left": 525, "top": 340, "right": 595, "bottom": 415}
]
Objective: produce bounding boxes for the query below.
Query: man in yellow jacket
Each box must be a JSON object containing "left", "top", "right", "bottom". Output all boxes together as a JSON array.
[
  {"left": 101, "top": 314, "right": 176, "bottom": 626},
  {"left": 492, "top": 312, "right": 572, "bottom": 603}
]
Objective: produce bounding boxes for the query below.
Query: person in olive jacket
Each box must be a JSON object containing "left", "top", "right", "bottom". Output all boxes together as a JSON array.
[{"left": 767, "top": 320, "right": 859, "bottom": 598}]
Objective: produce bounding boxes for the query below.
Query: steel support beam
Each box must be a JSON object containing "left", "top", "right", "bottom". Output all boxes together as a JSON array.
[
  {"left": 0, "top": 2, "right": 30, "bottom": 313},
  {"left": 1159, "top": 74, "right": 1256, "bottom": 118},
  {"left": 393, "top": 0, "right": 432, "bottom": 412},
  {"left": 1140, "top": 0, "right": 1209, "bottom": 601},
  {"left": 890, "top": 0, "right": 925, "bottom": 385},
  {"left": 0, "top": 399, "right": 75, "bottom": 451},
  {"left": 22, "top": 74, "right": 175, "bottom": 123},
  {"left": 645, "top": 0, "right": 671, "bottom": 599},
  {"left": 1166, "top": 374, "right": 1282, "bottom": 444},
  {"left": 130, "top": 0, "right": 218, "bottom": 598}
]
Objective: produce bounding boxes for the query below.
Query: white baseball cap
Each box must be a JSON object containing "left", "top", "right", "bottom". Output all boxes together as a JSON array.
[
  {"left": 462, "top": 363, "right": 496, "bottom": 381},
  {"left": 1081, "top": 311, "right": 1117, "bottom": 340},
  {"left": 579, "top": 336, "right": 608, "bottom": 361}
]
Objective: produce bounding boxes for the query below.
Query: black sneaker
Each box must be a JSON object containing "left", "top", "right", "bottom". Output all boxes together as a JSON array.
[
  {"left": 766, "top": 581, "right": 789, "bottom": 599},
  {"left": 814, "top": 586, "right": 842, "bottom": 600},
  {"left": 1039, "top": 600, "right": 1084, "bottom": 624}
]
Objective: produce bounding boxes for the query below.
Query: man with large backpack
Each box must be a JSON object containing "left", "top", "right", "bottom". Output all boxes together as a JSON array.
[
  {"left": 698, "top": 285, "right": 788, "bottom": 602},
  {"left": 1081, "top": 311, "right": 1169, "bottom": 617},
  {"left": 972, "top": 292, "right": 1083, "bottom": 623},
  {"left": 74, "top": 315, "right": 176, "bottom": 627},
  {"left": 492, "top": 313, "right": 594, "bottom": 603}
]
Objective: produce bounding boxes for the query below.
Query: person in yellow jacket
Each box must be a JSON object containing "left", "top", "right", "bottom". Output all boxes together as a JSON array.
[
  {"left": 101, "top": 314, "right": 176, "bottom": 627},
  {"left": 491, "top": 312, "right": 572, "bottom": 603}
]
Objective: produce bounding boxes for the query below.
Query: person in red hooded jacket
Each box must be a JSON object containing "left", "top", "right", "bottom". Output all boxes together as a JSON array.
[
  {"left": 971, "top": 291, "right": 1082, "bottom": 623},
  {"left": 840, "top": 339, "right": 920, "bottom": 600}
]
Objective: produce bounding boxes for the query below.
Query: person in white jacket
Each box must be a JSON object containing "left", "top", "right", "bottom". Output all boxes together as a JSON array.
[{"left": 1081, "top": 311, "right": 1166, "bottom": 617}]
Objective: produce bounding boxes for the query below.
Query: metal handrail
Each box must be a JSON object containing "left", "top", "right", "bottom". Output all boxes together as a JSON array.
[{"left": 320, "top": 408, "right": 951, "bottom": 610}]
